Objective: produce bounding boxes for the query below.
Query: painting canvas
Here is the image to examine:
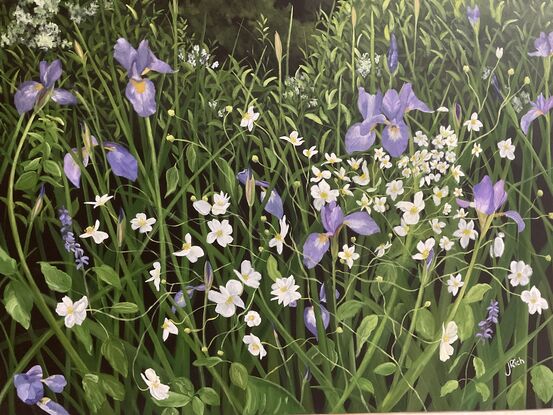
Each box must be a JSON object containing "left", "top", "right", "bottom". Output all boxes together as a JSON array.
[{"left": 0, "top": 0, "right": 552, "bottom": 413}]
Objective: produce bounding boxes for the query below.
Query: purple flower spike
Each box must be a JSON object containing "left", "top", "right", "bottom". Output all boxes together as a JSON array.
[
  {"left": 387, "top": 33, "right": 399, "bottom": 73},
  {"left": 14, "top": 60, "right": 77, "bottom": 115},
  {"left": 303, "top": 203, "right": 379, "bottom": 269},
  {"left": 466, "top": 5, "right": 480, "bottom": 27},
  {"left": 520, "top": 93, "right": 553, "bottom": 134},
  {"left": 476, "top": 300, "right": 499, "bottom": 341},
  {"left": 114, "top": 38, "right": 173, "bottom": 117},
  {"left": 304, "top": 304, "right": 330, "bottom": 340},
  {"left": 456, "top": 175, "right": 525, "bottom": 232},
  {"left": 103, "top": 142, "right": 138, "bottom": 182},
  {"left": 528, "top": 32, "right": 553, "bottom": 57},
  {"left": 345, "top": 88, "right": 386, "bottom": 153}
]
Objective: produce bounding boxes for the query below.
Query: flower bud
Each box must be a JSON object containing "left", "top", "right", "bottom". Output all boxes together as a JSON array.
[
  {"left": 463, "top": 65, "right": 470, "bottom": 73},
  {"left": 293, "top": 180, "right": 301, "bottom": 188},
  {"left": 350, "top": 236, "right": 356, "bottom": 243},
  {"left": 424, "top": 301, "right": 431, "bottom": 308},
  {"left": 167, "top": 109, "right": 175, "bottom": 117},
  {"left": 260, "top": 215, "right": 267, "bottom": 223},
  {"left": 204, "top": 261, "right": 213, "bottom": 291},
  {"left": 375, "top": 276, "right": 383, "bottom": 282},
  {"left": 549, "top": 212, "right": 553, "bottom": 220},
  {"left": 258, "top": 246, "right": 264, "bottom": 253},
  {"left": 264, "top": 229, "right": 270, "bottom": 235},
  {"left": 217, "top": 350, "right": 224, "bottom": 356},
  {"left": 336, "top": 326, "right": 344, "bottom": 334},
  {"left": 507, "top": 68, "right": 514, "bottom": 76},
  {"left": 495, "top": 47, "right": 503, "bottom": 60},
  {"left": 245, "top": 171, "right": 256, "bottom": 207},
  {"left": 225, "top": 105, "right": 233, "bottom": 113},
  {"left": 190, "top": 195, "right": 197, "bottom": 202},
  {"left": 252, "top": 155, "right": 259, "bottom": 163},
  {"left": 537, "top": 189, "right": 544, "bottom": 197},
  {"left": 184, "top": 327, "right": 191, "bottom": 334},
  {"left": 74, "top": 40, "right": 85, "bottom": 62},
  {"left": 117, "top": 208, "right": 125, "bottom": 248},
  {"left": 545, "top": 255, "right": 551, "bottom": 262},
  {"left": 30, "top": 184, "right": 45, "bottom": 221},
  {"left": 201, "top": 346, "right": 208, "bottom": 353},
  {"left": 524, "top": 76, "right": 530, "bottom": 85},
  {"left": 166, "top": 134, "right": 175, "bottom": 142}
]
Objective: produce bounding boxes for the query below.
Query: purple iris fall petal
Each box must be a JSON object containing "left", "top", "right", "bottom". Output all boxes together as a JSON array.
[
  {"left": 304, "top": 304, "right": 330, "bottom": 340},
  {"left": 303, "top": 233, "right": 331, "bottom": 269},
  {"left": 125, "top": 78, "right": 157, "bottom": 117},
  {"left": 63, "top": 148, "right": 90, "bottom": 188},
  {"left": 387, "top": 33, "right": 399, "bottom": 73},
  {"left": 103, "top": 142, "right": 138, "bottom": 182},
  {"left": 14, "top": 366, "right": 44, "bottom": 405},
  {"left": 321, "top": 202, "right": 344, "bottom": 234},
  {"left": 381, "top": 119, "right": 409, "bottom": 157},
  {"left": 473, "top": 175, "right": 495, "bottom": 215},
  {"left": 51, "top": 89, "right": 77, "bottom": 106},
  {"left": 261, "top": 189, "right": 284, "bottom": 219},
  {"left": 345, "top": 122, "right": 376, "bottom": 153},
  {"left": 14, "top": 81, "right": 44, "bottom": 114},
  {"left": 345, "top": 88, "right": 386, "bottom": 153},
  {"left": 520, "top": 94, "right": 553, "bottom": 134},
  {"left": 528, "top": 32, "right": 553, "bottom": 57},
  {"left": 42, "top": 375, "right": 67, "bottom": 394},
  {"left": 400, "top": 83, "right": 432, "bottom": 113},
  {"left": 504, "top": 210, "right": 525, "bottom": 232},
  {"left": 36, "top": 398, "right": 70, "bottom": 415},
  {"left": 343, "top": 211, "right": 380, "bottom": 235},
  {"left": 466, "top": 5, "right": 480, "bottom": 27}
]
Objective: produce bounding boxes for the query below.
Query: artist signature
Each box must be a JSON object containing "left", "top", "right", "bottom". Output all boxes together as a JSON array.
[{"left": 505, "top": 357, "right": 525, "bottom": 376}]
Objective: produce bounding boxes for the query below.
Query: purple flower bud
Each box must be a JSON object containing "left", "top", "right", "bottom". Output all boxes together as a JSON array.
[
  {"left": 204, "top": 261, "right": 213, "bottom": 291},
  {"left": 387, "top": 33, "right": 399, "bottom": 73},
  {"left": 466, "top": 5, "right": 480, "bottom": 28}
]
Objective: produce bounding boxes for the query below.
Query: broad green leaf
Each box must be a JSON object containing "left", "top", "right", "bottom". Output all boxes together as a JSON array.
[
  {"left": 99, "top": 374, "right": 125, "bottom": 401},
  {"left": 530, "top": 365, "right": 553, "bottom": 403},
  {"left": 186, "top": 145, "right": 197, "bottom": 171},
  {"left": 101, "top": 338, "right": 128, "bottom": 377},
  {"left": 111, "top": 302, "right": 138, "bottom": 314},
  {"left": 82, "top": 374, "right": 106, "bottom": 413},
  {"left": 246, "top": 376, "right": 305, "bottom": 414},
  {"left": 94, "top": 265, "right": 121, "bottom": 289},
  {"left": 305, "top": 113, "right": 323, "bottom": 125},
  {"left": 457, "top": 303, "right": 474, "bottom": 341},
  {"left": 507, "top": 379, "right": 524, "bottom": 408},
  {"left": 473, "top": 357, "right": 485, "bottom": 379},
  {"left": 15, "top": 171, "right": 38, "bottom": 191},
  {"left": 356, "top": 315, "right": 378, "bottom": 355},
  {"left": 192, "top": 396, "right": 205, "bottom": 415},
  {"left": 171, "top": 377, "right": 195, "bottom": 395},
  {"left": 161, "top": 409, "right": 179, "bottom": 415},
  {"left": 165, "top": 164, "right": 180, "bottom": 198},
  {"left": 463, "top": 284, "right": 491, "bottom": 304},
  {"left": 0, "top": 247, "right": 17, "bottom": 275},
  {"left": 266, "top": 255, "right": 281, "bottom": 281},
  {"left": 198, "top": 387, "right": 219, "bottom": 405},
  {"left": 43, "top": 160, "right": 62, "bottom": 177},
  {"left": 4, "top": 280, "right": 33, "bottom": 329},
  {"left": 152, "top": 391, "right": 193, "bottom": 408},
  {"left": 440, "top": 380, "right": 459, "bottom": 397},
  {"left": 230, "top": 362, "right": 248, "bottom": 390},
  {"left": 39, "top": 262, "right": 72, "bottom": 292},
  {"left": 475, "top": 382, "right": 490, "bottom": 402},
  {"left": 337, "top": 300, "right": 364, "bottom": 320},
  {"left": 357, "top": 378, "right": 374, "bottom": 394},
  {"left": 74, "top": 323, "right": 93, "bottom": 355},
  {"left": 374, "top": 362, "right": 397, "bottom": 376},
  {"left": 193, "top": 357, "right": 222, "bottom": 368},
  {"left": 415, "top": 308, "right": 435, "bottom": 340}
]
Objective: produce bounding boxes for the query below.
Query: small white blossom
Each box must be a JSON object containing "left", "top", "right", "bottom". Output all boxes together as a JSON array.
[
  {"left": 84, "top": 194, "right": 113, "bottom": 208},
  {"left": 453, "top": 219, "right": 478, "bottom": 248},
  {"left": 439, "top": 236, "right": 454, "bottom": 251},
  {"left": 439, "top": 322, "right": 458, "bottom": 362},
  {"left": 311, "top": 180, "right": 339, "bottom": 211},
  {"left": 497, "top": 138, "right": 516, "bottom": 160},
  {"left": 55, "top": 296, "right": 88, "bottom": 328},
  {"left": 508, "top": 260, "right": 532, "bottom": 287},
  {"left": 243, "top": 334, "right": 267, "bottom": 359},
  {"left": 271, "top": 276, "right": 301, "bottom": 307},
  {"left": 386, "top": 180, "right": 404, "bottom": 201},
  {"left": 240, "top": 106, "right": 259, "bottom": 131},
  {"left": 131, "top": 213, "right": 156, "bottom": 233},
  {"left": 412, "top": 238, "right": 435, "bottom": 261},
  {"left": 244, "top": 311, "right": 261, "bottom": 327},
  {"left": 208, "top": 280, "right": 244, "bottom": 317},
  {"left": 521, "top": 286, "right": 548, "bottom": 315},
  {"left": 173, "top": 233, "right": 205, "bottom": 263},
  {"left": 233, "top": 260, "right": 262, "bottom": 289},
  {"left": 447, "top": 274, "right": 464, "bottom": 296},
  {"left": 141, "top": 369, "right": 170, "bottom": 401},
  {"left": 161, "top": 318, "right": 178, "bottom": 341},
  {"left": 79, "top": 220, "right": 109, "bottom": 244},
  {"left": 338, "top": 245, "right": 359, "bottom": 269},
  {"left": 146, "top": 261, "right": 162, "bottom": 291},
  {"left": 280, "top": 130, "right": 304, "bottom": 146},
  {"left": 396, "top": 191, "right": 425, "bottom": 225},
  {"left": 206, "top": 219, "right": 233, "bottom": 247},
  {"left": 463, "top": 112, "right": 483, "bottom": 132}
]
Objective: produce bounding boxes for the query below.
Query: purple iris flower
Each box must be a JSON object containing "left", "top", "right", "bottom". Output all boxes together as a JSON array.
[
  {"left": 380, "top": 83, "right": 432, "bottom": 157},
  {"left": 528, "top": 32, "right": 553, "bottom": 57},
  {"left": 303, "top": 202, "right": 379, "bottom": 269},
  {"left": 304, "top": 284, "right": 339, "bottom": 340},
  {"left": 387, "top": 33, "right": 399, "bottom": 73},
  {"left": 466, "top": 5, "right": 480, "bottom": 27},
  {"left": 520, "top": 93, "right": 553, "bottom": 135},
  {"left": 113, "top": 38, "right": 173, "bottom": 117},
  {"left": 345, "top": 88, "right": 386, "bottom": 153},
  {"left": 14, "top": 60, "right": 77, "bottom": 115},
  {"left": 456, "top": 175, "right": 525, "bottom": 232},
  {"left": 64, "top": 134, "right": 138, "bottom": 187},
  {"left": 14, "top": 365, "right": 68, "bottom": 414},
  {"left": 236, "top": 168, "right": 284, "bottom": 219},
  {"left": 171, "top": 284, "right": 205, "bottom": 313}
]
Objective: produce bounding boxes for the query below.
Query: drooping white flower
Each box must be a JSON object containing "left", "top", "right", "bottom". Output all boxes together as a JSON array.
[
  {"left": 386, "top": 180, "right": 404, "bottom": 201},
  {"left": 463, "top": 112, "right": 483, "bottom": 132},
  {"left": 439, "top": 321, "right": 458, "bottom": 362},
  {"left": 338, "top": 244, "right": 359, "bottom": 269},
  {"left": 521, "top": 286, "right": 548, "bottom": 315},
  {"left": 208, "top": 279, "right": 244, "bottom": 317},
  {"left": 396, "top": 191, "right": 425, "bottom": 225},
  {"left": 430, "top": 218, "right": 446, "bottom": 234},
  {"left": 347, "top": 158, "right": 363, "bottom": 170},
  {"left": 310, "top": 180, "right": 339, "bottom": 211},
  {"left": 375, "top": 241, "right": 392, "bottom": 257},
  {"left": 453, "top": 219, "right": 478, "bottom": 248},
  {"left": 84, "top": 194, "right": 113, "bottom": 208},
  {"left": 269, "top": 215, "right": 289, "bottom": 254},
  {"left": 372, "top": 197, "right": 387, "bottom": 213},
  {"left": 141, "top": 368, "right": 170, "bottom": 400},
  {"left": 55, "top": 296, "right": 88, "bottom": 328},
  {"left": 497, "top": 138, "right": 515, "bottom": 160},
  {"left": 206, "top": 219, "right": 233, "bottom": 247},
  {"left": 393, "top": 218, "right": 410, "bottom": 237},
  {"left": 322, "top": 152, "right": 342, "bottom": 165},
  {"left": 447, "top": 274, "right": 464, "bottom": 296},
  {"left": 352, "top": 161, "right": 370, "bottom": 185},
  {"left": 193, "top": 199, "right": 212, "bottom": 215},
  {"left": 244, "top": 311, "right": 261, "bottom": 327},
  {"left": 412, "top": 238, "right": 435, "bottom": 261},
  {"left": 303, "top": 146, "right": 318, "bottom": 159},
  {"left": 233, "top": 260, "right": 262, "bottom": 289},
  {"left": 271, "top": 276, "right": 301, "bottom": 307},
  {"left": 130, "top": 213, "right": 156, "bottom": 233},
  {"left": 280, "top": 130, "right": 304, "bottom": 146},
  {"left": 489, "top": 232, "right": 505, "bottom": 258},
  {"left": 161, "top": 318, "right": 178, "bottom": 341},
  {"left": 173, "top": 233, "right": 204, "bottom": 263},
  {"left": 211, "top": 192, "right": 230, "bottom": 215},
  {"left": 496, "top": 47, "right": 504, "bottom": 59},
  {"left": 508, "top": 260, "right": 532, "bottom": 287},
  {"left": 310, "top": 166, "right": 331, "bottom": 183},
  {"left": 439, "top": 236, "right": 454, "bottom": 251},
  {"left": 450, "top": 165, "right": 465, "bottom": 183},
  {"left": 334, "top": 167, "right": 351, "bottom": 182},
  {"left": 146, "top": 261, "right": 162, "bottom": 291},
  {"left": 243, "top": 334, "right": 267, "bottom": 359},
  {"left": 240, "top": 106, "right": 259, "bottom": 132},
  {"left": 79, "top": 220, "right": 109, "bottom": 244}
]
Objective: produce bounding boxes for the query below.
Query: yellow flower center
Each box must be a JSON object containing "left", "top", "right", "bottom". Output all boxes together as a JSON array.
[
  {"left": 131, "top": 79, "right": 146, "bottom": 94},
  {"left": 85, "top": 226, "right": 95, "bottom": 234}
]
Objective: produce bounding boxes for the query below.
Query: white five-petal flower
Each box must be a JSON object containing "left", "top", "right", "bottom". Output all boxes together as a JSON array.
[
  {"left": 130, "top": 213, "right": 156, "bottom": 233},
  {"left": 146, "top": 261, "right": 162, "bottom": 291},
  {"left": 453, "top": 219, "right": 478, "bottom": 248},
  {"left": 507, "top": 260, "right": 532, "bottom": 287},
  {"left": 233, "top": 260, "right": 262, "bottom": 289},
  {"left": 208, "top": 279, "right": 244, "bottom": 317},
  {"left": 173, "top": 233, "right": 205, "bottom": 263},
  {"left": 447, "top": 274, "right": 464, "bottom": 296},
  {"left": 521, "top": 286, "right": 549, "bottom": 315},
  {"left": 55, "top": 296, "right": 88, "bottom": 328},
  {"left": 80, "top": 220, "right": 109, "bottom": 244},
  {"left": 497, "top": 138, "right": 516, "bottom": 160},
  {"left": 141, "top": 368, "right": 170, "bottom": 400},
  {"left": 463, "top": 112, "right": 483, "bottom": 132},
  {"left": 310, "top": 180, "right": 339, "bottom": 211},
  {"left": 243, "top": 334, "right": 267, "bottom": 359},
  {"left": 244, "top": 310, "right": 262, "bottom": 327},
  {"left": 338, "top": 244, "right": 359, "bottom": 269},
  {"left": 396, "top": 191, "right": 425, "bottom": 225},
  {"left": 269, "top": 215, "right": 289, "bottom": 254},
  {"left": 206, "top": 219, "right": 233, "bottom": 247},
  {"left": 439, "top": 321, "right": 458, "bottom": 362},
  {"left": 271, "top": 276, "right": 301, "bottom": 307},
  {"left": 84, "top": 194, "right": 113, "bottom": 208},
  {"left": 412, "top": 238, "right": 435, "bottom": 261},
  {"left": 240, "top": 106, "right": 259, "bottom": 132},
  {"left": 280, "top": 130, "right": 304, "bottom": 146},
  {"left": 161, "top": 318, "right": 178, "bottom": 341}
]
